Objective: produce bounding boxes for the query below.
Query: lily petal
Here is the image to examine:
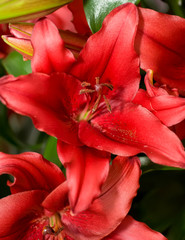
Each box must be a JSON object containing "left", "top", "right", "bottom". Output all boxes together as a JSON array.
[
  {"left": 105, "top": 215, "right": 167, "bottom": 240},
  {"left": 68, "top": 0, "right": 91, "bottom": 35},
  {"left": 57, "top": 141, "right": 110, "bottom": 213},
  {"left": 0, "top": 190, "right": 47, "bottom": 240},
  {"left": 61, "top": 156, "right": 141, "bottom": 240},
  {"left": 42, "top": 181, "right": 69, "bottom": 212},
  {"left": 71, "top": 3, "right": 140, "bottom": 102},
  {"left": 79, "top": 103, "right": 185, "bottom": 168},
  {"left": 31, "top": 18, "right": 75, "bottom": 74},
  {"left": 0, "top": 152, "right": 64, "bottom": 193},
  {"left": 0, "top": 72, "right": 85, "bottom": 145},
  {"left": 135, "top": 7, "right": 185, "bottom": 94},
  {"left": 47, "top": 5, "right": 76, "bottom": 32},
  {"left": 133, "top": 70, "right": 185, "bottom": 126}
]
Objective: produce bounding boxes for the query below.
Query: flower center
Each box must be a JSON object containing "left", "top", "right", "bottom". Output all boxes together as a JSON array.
[
  {"left": 42, "top": 213, "right": 65, "bottom": 240},
  {"left": 79, "top": 77, "right": 113, "bottom": 120}
]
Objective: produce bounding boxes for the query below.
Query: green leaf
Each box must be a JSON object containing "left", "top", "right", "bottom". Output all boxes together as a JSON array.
[
  {"left": 166, "top": 0, "right": 185, "bottom": 17},
  {"left": 130, "top": 170, "right": 185, "bottom": 235},
  {"left": 167, "top": 207, "right": 185, "bottom": 240},
  {"left": 0, "top": 0, "right": 72, "bottom": 23},
  {"left": 0, "top": 60, "right": 6, "bottom": 77},
  {"left": 2, "top": 51, "right": 31, "bottom": 77},
  {"left": 0, "top": 174, "right": 11, "bottom": 198},
  {"left": 84, "top": 0, "right": 140, "bottom": 33},
  {"left": 0, "top": 102, "right": 25, "bottom": 148},
  {"left": 43, "top": 136, "right": 62, "bottom": 168}
]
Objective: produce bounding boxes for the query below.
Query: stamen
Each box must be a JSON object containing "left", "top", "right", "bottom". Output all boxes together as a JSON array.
[
  {"left": 81, "top": 81, "right": 91, "bottom": 87},
  {"left": 92, "top": 94, "right": 101, "bottom": 113},
  {"left": 80, "top": 77, "right": 113, "bottom": 116},
  {"left": 103, "top": 95, "right": 111, "bottom": 112},
  {"left": 42, "top": 225, "right": 64, "bottom": 237},
  {"left": 101, "top": 83, "right": 113, "bottom": 90},
  {"left": 80, "top": 89, "right": 95, "bottom": 94},
  {"left": 42, "top": 226, "right": 54, "bottom": 236},
  {"left": 42, "top": 213, "right": 64, "bottom": 239},
  {"left": 95, "top": 77, "right": 100, "bottom": 84}
]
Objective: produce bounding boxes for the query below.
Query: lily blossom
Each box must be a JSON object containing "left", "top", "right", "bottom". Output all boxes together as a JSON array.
[
  {"left": 133, "top": 69, "right": 185, "bottom": 127},
  {"left": 1, "top": 3, "right": 185, "bottom": 212},
  {"left": 0, "top": 151, "right": 167, "bottom": 240},
  {"left": 135, "top": 7, "right": 185, "bottom": 95}
]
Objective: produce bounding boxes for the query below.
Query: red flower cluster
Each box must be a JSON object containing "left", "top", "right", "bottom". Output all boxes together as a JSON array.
[{"left": 0, "top": 152, "right": 166, "bottom": 239}]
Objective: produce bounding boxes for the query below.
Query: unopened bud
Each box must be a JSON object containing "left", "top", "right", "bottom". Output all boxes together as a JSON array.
[
  {"left": 2, "top": 22, "right": 88, "bottom": 60},
  {"left": 0, "top": 0, "right": 72, "bottom": 23},
  {"left": 2, "top": 35, "right": 33, "bottom": 60}
]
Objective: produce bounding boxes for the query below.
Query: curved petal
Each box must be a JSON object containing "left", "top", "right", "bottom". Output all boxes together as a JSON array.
[
  {"left": 0, "top": 72, "right": 86, "bottom": 145},
  {"left": 79, "top": 120, "right": 141, "bottom": 156},
  {"left": 68, "top": 0, "right": 91, "bottom": 35},
  {"left": 105, "top": 215, "right": 167, "bottom": 240},
  {"left": 47, "top": 5, "right": 76, "bottom": 32},
  {"left": 31, "top": 18, "right": 75, "bottom": 74},
  {"left": 79, "top": 103, "right": 185, "bottom": 168},
  {"left": 61, "top": 156, "right": 141, "bottom": 240},
  {"left": 133, "top": 70, "right": 185, "bottom": 126},
  {"left": 42, "top": 181, "right": 69, "bottom": 212},
  {"left": 0, "top": 152, "right": 65, "bottom": 194},
  {"left": 57, "top": 141, "right": 110, "bottom": 213},
  {"left": 135, "top": 7, "right": 185, "bottom": 94},
  {"left": 0, "top": 190, "right": 48, "bottom": 240},
  {"left": 71, "top": 3, "right": 140, "bottom": 102}
]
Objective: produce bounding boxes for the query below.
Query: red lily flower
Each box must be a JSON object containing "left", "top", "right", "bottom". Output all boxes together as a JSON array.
[
  {"left": 133, "top": 69, "right": 185, "bottom": 127},
  {"left": 135, "top": 7, "right": 185, "bottom": 95},
  {"left": 0, "top": 3, "right": 185, "bottom": 212},
  {"left": 0, "top": 151, "right": 166, "bottom": 240}
]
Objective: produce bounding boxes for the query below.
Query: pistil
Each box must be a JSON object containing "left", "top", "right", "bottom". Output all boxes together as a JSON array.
[{"left": 42, "top": 213, "right": 64, "bottom": 240}]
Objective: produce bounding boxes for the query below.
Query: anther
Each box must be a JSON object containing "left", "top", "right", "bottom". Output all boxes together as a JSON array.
[
  {"left": 103, "top": 95, "right": 111, "bottom": 112},
  {"left": 80, "top": 77, "right": 113, "bottom": 114},
  {"left": 92, "top": 94, "right": 101, "bottom": 113},
  {"left": 80, "top": 89, "right": 95, "bottom": 94},
  {"left": 101, "top": 83, "right": 113, "bottom": 90},
  {"left": 42, "top": 226, "right": 64, "bottom": 237},
  {"left": 42, "top": 226, "right": 55, "bottom": 236},
  {"left": 81, "top": 81, "right": 91, "bottom": 87}
]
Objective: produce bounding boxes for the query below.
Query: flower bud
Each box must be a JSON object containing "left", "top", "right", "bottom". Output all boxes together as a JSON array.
[
  {"left": 2, "top": 22, "right": 88, "bottom": 59},
  {"left": 2, "top": 35, "right": 33, "bottom": 60},
  {"left": 0, "top": 0, "right": 72, "bottom": 23}
]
